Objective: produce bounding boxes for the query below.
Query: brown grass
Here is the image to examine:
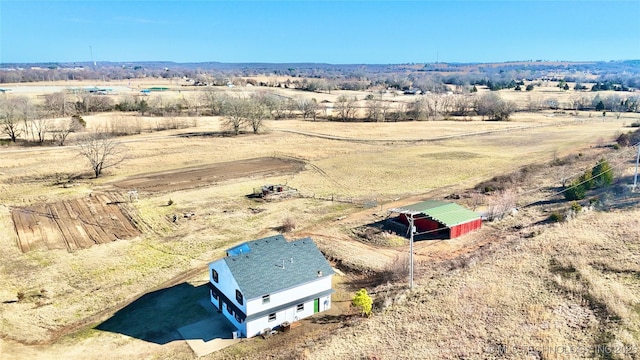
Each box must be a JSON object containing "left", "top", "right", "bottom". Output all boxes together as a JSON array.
[
  {"left": 305, "top": 208, "right": 640, "bottom": 359},
  {"left": 1, "top": 83, "right": 639, "bottom": 358}
]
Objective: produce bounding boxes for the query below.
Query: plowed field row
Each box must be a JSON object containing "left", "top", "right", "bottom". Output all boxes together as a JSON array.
[{"left": 11, "top": 193, "right": 140, "bottom": 253}]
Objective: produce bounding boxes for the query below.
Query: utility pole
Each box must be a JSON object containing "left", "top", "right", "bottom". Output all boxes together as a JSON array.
[
  {"left": 409, "top": 214, "right": 414, "bottom": 290},
  {"left": 634, "top": 142, "right": 640, "bottom": 192},
  {"left": 90, "top": 45, "right": 96, "bottom": 67}
]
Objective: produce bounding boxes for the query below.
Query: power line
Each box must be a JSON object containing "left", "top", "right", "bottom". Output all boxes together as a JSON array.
[
  {"left": 633, "top": 142, "right": 640, "bottom": 191},
  {"left": 521, "top": 148, "right": 636, "bottom": 207},
  {"left": 386, "top": 145, "right": 638, "bottom": 290}
]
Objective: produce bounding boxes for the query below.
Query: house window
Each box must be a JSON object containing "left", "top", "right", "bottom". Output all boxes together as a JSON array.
[
  {"left": 211, "top": 290, "right": 218, "bottom": 301},
  {"left": 211, "top": 269, "right": 218, "bottom": 283},
  {"left": 262, "top": 295, "right": 270, "bottom": 304},
  {"left": 235, "top": 312, "right": 242, "bottom": 323},
  {"left": 268, "top": 313, "right": 276, "bottom": 322},
  {"left": 296, "top": 303, "right": 304, "bottom": 312},
  {"left": 236, "top": 290, "right": 243, "bottom": 305}
]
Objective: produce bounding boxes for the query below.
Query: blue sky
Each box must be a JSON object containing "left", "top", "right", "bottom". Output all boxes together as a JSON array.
[{"left": 1, "top": 1, "right": 639, "bottom": 64}]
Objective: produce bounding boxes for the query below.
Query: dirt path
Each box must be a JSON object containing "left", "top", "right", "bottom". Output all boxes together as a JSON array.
[{"left": 272, "top": 121, "right": 564, "bottom": 143}]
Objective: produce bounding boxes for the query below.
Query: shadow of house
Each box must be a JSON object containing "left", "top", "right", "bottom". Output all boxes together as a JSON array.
[{"left": 96, "top": 282, "right": 225, "bottom": 344}]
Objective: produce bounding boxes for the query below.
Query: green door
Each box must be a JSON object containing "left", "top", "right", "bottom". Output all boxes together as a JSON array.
[{"left": 314, "top": 298, "right": 320, "bottom": 313}]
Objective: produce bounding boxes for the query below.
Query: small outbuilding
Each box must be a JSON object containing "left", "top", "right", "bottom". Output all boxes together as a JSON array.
[{"left": 388, "top": 200, "right": 481, "bottom": 239}]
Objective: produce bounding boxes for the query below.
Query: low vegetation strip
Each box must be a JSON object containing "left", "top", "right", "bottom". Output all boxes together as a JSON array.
[{"left": 11, "top": 193, "right": 140, "bottom": 253}]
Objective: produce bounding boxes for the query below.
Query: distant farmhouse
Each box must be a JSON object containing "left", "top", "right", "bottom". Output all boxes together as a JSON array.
[{"left": 208, "top": 235, "right": 334, "bottom": 338}]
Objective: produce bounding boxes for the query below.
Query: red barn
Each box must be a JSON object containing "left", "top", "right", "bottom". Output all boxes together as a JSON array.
[{"left": 389, "top": 200, "right": 481, "bottom": 239}]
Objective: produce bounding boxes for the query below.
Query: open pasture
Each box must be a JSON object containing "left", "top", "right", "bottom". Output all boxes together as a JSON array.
[{"left": 1, "top": 81, "right": 639, "bottom": 358}]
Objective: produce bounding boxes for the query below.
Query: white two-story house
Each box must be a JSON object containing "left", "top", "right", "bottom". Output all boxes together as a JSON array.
[{"left": 208, "top": 235, "right": 335, "bottom": 338}]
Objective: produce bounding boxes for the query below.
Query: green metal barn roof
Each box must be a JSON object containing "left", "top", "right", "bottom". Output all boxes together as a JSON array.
[{"left": 389, "top": 200, "right": 480, "bottom": 227}]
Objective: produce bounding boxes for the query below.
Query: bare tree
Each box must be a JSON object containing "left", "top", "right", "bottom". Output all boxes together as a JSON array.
[
  {"left": 44, "top": 91, "right": 72, "bottom": 117},
  {"left": 365, "top": 97, "right": 383, "bottom": 121},
  {"left": 31, "top": 117, "right": 51, "bottom": 144},
  {"left": 221, "top": 96, "right": 249, "bottom": 135},
  {"left": 426, "top": 96, "right": 440, "bottom": 120},
  {"left": 451, "top": 94, "right": 473, "bottom": 117},
  {"left": 76, "top": 93, "right": 113, "bottom": 114},
  {"left": 485, "top": 189, "right": 517, "bottom": 221},
  {"left": 476, "top": 93, "right": 516, "bottom": 121},
  {"left": 183, "top": 92, "right": 202, "bottom": 116},
  {"left": 201, "top": 88, "right": 227, "bottom": 115},
  {"left": 411, "top": 98, "right": 427, "bottom": 120},
  {"left": 526, "top": 94, "right": 543, "bottom": 112},
  {"left": 334, "top": 95, "right": 358, "bottom": 121},
  {"left": 53, "top": 115, "right": 86, "bottom": 146},
  {"left": 0, "top": 97, "right": 23, "bottom": 142},
  {"left": 77, "top": 132, "right": 126, "bottom": 178},
  {"left": 247, "top": 96, "right": 270, "bottom": 133},
  {"left": 267, "top": 96, "right": 286, "bottom": 119},
  {"left": 544, "top": 97, "right": 559, "bottom": 110},
  {"left": 567, "top": 94, "right": 580, "bottom": 113},
  {"left": 13, "top": 96, "right": 36, "bottom": 139},
  {"left": 296, "top": 97, "right": 319, "bottom": 120}
]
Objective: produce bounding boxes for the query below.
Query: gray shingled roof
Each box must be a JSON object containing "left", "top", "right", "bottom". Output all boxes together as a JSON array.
[{"left": 224, "top": 235, "right": 335, "bottom": 300}]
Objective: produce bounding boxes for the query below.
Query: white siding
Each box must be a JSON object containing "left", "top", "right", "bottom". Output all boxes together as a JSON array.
[
  {"left": 220, "top": 299, "right": 247, "bottom": 337},
  {"left": 246, "top": 309, "right": 284, "bottom": 338},
  {"left": 209, "top": 260, "right": 246, "bottom": 313},
  {"left": 209, "top": 259, "right": 334, "bottom": 339},
  {"left": 243, "top": 276, "right": 333, "bottom": 338},
  {"left": 246, "top": 276, "right": 332, "bottom": 314}
]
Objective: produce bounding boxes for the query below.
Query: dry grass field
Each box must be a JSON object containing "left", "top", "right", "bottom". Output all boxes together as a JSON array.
[
  {"left": 1, "top": 81, "right": 639, "bottom": 359},
  {"left": 304, "top": 207, "right": 640, "bottom": 360}
]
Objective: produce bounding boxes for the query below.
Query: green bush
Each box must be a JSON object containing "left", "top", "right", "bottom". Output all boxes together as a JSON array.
[
  {"left": 549, "top": 211, "right": 565, "bottom": 223},
  {"left": 591, "top": 159, "right": 614, "bottom": 188},
  {"left": 352, "top": 288, "right": 373, "bottom": 317},
  {"left": 579, "top": 170, "right": 594, "bottom": 191},
  {"left": 570, "top": 201, "right": 582, "bottom": 213},
  {"left": 564, "top": 179, "right": 586, "bottom": 200},
  {"left": 564, "top": 159, "right": 614, "bottom": 201}
]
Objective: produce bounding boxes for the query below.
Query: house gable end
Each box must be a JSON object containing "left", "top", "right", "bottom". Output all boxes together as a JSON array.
[{"left": 209, "top": 258, "right": 245, "bottom": 312}]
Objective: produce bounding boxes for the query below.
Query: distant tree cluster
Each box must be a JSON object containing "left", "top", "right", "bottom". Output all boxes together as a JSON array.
[
  {"left": 591, "top": 81, "right": 631, "bottom": 92},
  {"left": 473, "top": 79, "right": 521, "bottom": 91},
  {"left": 0, "top": 95, "right": 87, "bottom": 145},
  {"left": 475, "top": 93, "right": 516, "bottom": 121}
]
